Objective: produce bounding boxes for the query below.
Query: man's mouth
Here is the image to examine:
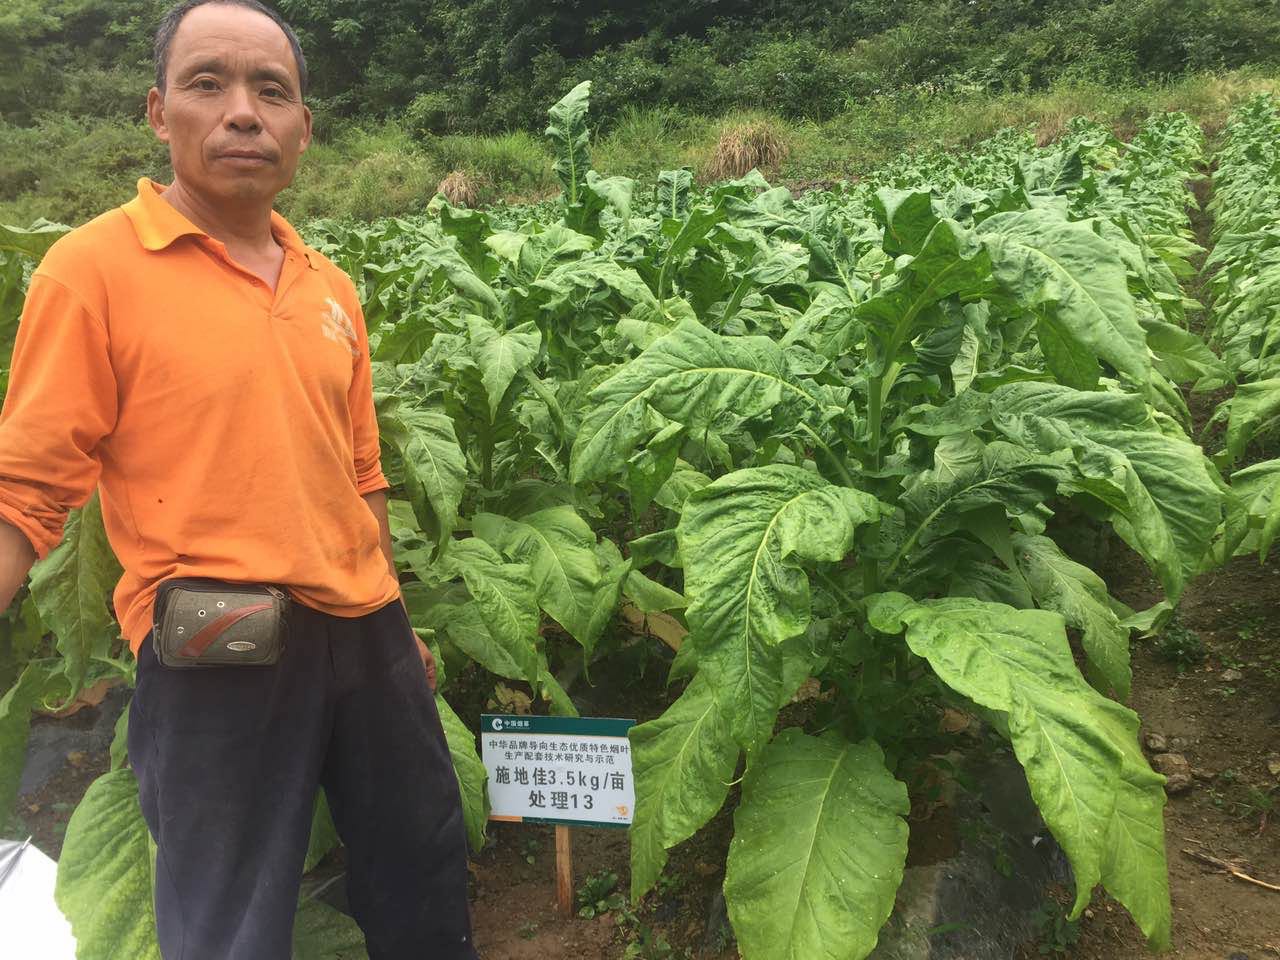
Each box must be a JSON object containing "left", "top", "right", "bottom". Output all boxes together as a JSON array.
[{"left": 217, "top": 150, "right": 273, "bottom": 164}]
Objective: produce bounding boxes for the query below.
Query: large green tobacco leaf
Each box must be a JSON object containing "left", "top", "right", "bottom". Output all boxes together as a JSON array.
[
  {"left": 990, "top": 382, "right": 1222, "bottom": 600},
  {"left": 0, "top": 659, "right": 59, "bottom": 822},
  {"left": 545, "top": 80, "right": 592, "bottom": 206},
  {"left": 429, "top": 601, "right": 535, "bottom": 683},
  {"left": 898, "top": 434, "right": 1065, "bottom": 557},
  {"left": 570, "top": 320, "right": 817, "bottom": 485},
  {"left": 1091, "top": 704, "right": 1173, "bottom": 949},
  {"left": 871, "top": 187, "right": 939, "bottom": 256},
  {"left": 1218, "top": 378, "right": 1280, "bottom": 468},
  {"left": 657, "top": 168, "right": 694, "bottom": 219},
  {"left": 1230, "top": 459, "right": 1280, "bottom": 558},
  {"left": 623, "top": 567, "right": 686, "bottom": 614},
  {"left": 951, "top": 324, "right": 982, "bottom": 393},
  {"left": 568, "top": 170, "right": 636, "bottom": 236},
  {"left": 436, "top": 694, "right": 489, "bottom": 852},
  {"left": 978, "top": 211, "right": 1149, "bottom": 387},
  {"left": 1142, "top": 316, "right": 1228, "bottom": 390},
  {"left": 28, "top": 493, "right": 122, "bottom": 697},
  {"left": 856, "top": 219, "right": 992, "bottom": 373},
  {"left": 585, "top": 539, "right": 633, "bottom": 659},
  {"left": 523, "top": 258, "right": 664, "bottom": 327},
  {"left": 486, "top": 223, "right": 595, "bottom": 281},
  {"left": 438, "top": 537, "right": 540, "bottom": 680},
  {"left": 780, "top": 288, "right": 860, "bottom": 359},
  {"left": 292, "top": 898, "right": 369, "bottom": 959},
  {"left": 410, "top": 240, "right": 500, "bottom": 314},
  {"left": 629, "top": 674, "right": 739, "bottom": 901},
  {"left": 1018, "top": 145, "right": 1086, "bottom": 193},
  {"left": 867, "top": 594, "right": 1169, "bottom": 941},
  {"left": 408, "top": 578, "right": 536, "bottom": 686},
  {"left": 434, "top": 201, "right": 497, "bottom": 279},
  {"left": 303, "top": 791, "right": 339, "bottom": 873},
  {"left": 467, "top": 316, "right": 540, "bottom": 420},
  {"left": 0, "top": 219, "right": 70, "bottom": 258},
  {"left": 723, "top": 730, "right": 909, "bottom": 960},
  {"left": 380, "top": 405, "right": 467, "bottom": 555},
  {"left": 657, "top": 204, "right": 728, "bottom": 304},
  {"left": 55, "top": 769, "right": 162, "bottom": 960},
  {"left": 474, "top": 506, "right": 606, "bottom": 653},
  {"left": 678, "top": 465, "right": 880, "bottom": 757},
  {"left": 1012, "top": 533, "right": 1132, "bottom": 699}
]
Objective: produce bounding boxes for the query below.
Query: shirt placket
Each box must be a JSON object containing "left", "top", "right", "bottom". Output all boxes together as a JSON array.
[{"left": 206, "top": 242, "right": 311, "bottom": 338}]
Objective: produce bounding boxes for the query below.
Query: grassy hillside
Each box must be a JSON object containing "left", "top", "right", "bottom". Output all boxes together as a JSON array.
[{"left": 2, "top": 68, "right": 1277, "bottom": 227}]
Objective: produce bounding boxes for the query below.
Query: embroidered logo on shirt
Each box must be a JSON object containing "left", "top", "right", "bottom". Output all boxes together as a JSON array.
[{"left": 320, "top": 297, "right": 359, "bottom": 356}]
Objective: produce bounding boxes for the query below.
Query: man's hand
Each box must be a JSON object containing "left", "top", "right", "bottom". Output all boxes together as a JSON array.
[
  {"left": 362, "top": 490, "right": 438, "bottom": 693},
  {"left": 415, "top": 634, "right": 438, "bottom": 693}
]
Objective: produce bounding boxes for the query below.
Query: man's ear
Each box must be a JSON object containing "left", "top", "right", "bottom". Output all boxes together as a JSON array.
[
  {"left": 147, "top": 87, "right": 171, "bottom": 143},
  {"left": 299, "top": 103, "right": 313, "bottom": 155}
]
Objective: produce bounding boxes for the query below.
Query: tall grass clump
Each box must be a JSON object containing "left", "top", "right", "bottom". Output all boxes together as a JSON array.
[
  {"left": 701, "top": 115, "right": 791, "bottom": 181},
  {"left": 436, "top": 170, "right": 482, "bottom": 207}
]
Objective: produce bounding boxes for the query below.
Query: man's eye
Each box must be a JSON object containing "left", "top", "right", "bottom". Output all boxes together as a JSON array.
[
  {"left": 262, "top": 87, "right": 285, "bottom": 99},
  {"left": 195, "top": 78, "right": 219, "bottom": 91}
]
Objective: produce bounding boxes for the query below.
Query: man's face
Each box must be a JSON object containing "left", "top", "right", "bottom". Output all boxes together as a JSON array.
[{"left": 147, "top": 4, "right": 311, "bottom": 208}]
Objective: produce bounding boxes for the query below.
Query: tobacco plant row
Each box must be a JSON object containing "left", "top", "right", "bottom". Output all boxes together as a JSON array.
[
  {"left": 1206, "top": 94, "right": 1280, "bottom": 559},
  {"left": 0, "top": 83, "right": 1248, "bottom": 958}
]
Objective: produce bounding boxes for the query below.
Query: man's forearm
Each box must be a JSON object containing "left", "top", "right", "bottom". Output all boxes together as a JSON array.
[
  {"left": 360, "top": 489, "right": 405, "bottom": 606},
  {"left": 361, "top": 488, "right": 436, "bottom": 690},
  {"left": 0, "top": 519, "right": 37, "bottom": 611}
]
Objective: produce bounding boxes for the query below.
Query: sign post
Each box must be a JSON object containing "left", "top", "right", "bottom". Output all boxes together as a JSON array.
[
  {"left": 480, "top": 713, "right": 636, "bottom": 917},
  {"left": 555, "top": 825, "right": 573, "bottom": 917}
]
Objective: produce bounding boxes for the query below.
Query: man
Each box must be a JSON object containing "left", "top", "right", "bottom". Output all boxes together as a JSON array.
[{"left": 0, "top": 2, "right": 478, "bottom": 957}]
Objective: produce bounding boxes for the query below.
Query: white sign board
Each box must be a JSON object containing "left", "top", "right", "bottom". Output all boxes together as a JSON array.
[
  {"left": 480, "top": 714, "right": 635, "bottom": 827},
  {"left": 0, "top": 839, "right": 78, "bottom": 960}
]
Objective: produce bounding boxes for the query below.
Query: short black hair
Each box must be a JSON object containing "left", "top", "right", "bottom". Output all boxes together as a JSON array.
[{"left": 154, "top": 0, "right": 308, "bottom": 96}]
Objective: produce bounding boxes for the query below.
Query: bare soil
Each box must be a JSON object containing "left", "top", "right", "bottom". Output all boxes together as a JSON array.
[
  {"left": 1048, "top": 551, "right": 1280, "bottom": 960},
  {"left": 9, "top": 733, "right": 109, "bottom": 860}
]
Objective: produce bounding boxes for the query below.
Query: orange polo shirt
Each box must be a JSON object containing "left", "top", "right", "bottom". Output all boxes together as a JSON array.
[{"left": 0, "top": 178, "right": 401, "bottom": 655}]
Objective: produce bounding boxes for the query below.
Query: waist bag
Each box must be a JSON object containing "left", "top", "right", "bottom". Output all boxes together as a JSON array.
[{"left": 152, "top": 578, "right": 291, "bottom": 668}]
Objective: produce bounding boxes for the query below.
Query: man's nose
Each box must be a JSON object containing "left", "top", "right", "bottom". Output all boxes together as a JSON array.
[{"left": 223, "top": 85, "right": 262, "bottom": 132}]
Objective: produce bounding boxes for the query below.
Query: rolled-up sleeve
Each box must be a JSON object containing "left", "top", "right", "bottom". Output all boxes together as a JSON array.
[
  {"left": 344, "top": 289, "right": 389, "bottom": 496},
  {"left": 0, "top": 274, "right": 118, "bottom": 558}
]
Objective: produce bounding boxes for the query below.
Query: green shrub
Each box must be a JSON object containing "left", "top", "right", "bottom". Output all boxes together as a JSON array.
[
  {"left": 658, "top": 38, "right": 731, "bottom": 114},
  {"left": 404, "top": 91, "right": 454, "bottom": 138},
  {"left": 579, "top": 39, "right": 667, "bottom": 125},
  {"left": 47, "top": 63, "right": 150, "bottom": 119},
  {"left": 483, "top": 49, "right": 575, "bottom": 133},
  {"left": 728, "top": 36, "right": 855, "bottom": 121},
  {"left": 426, "top": 132, "right": 554, "bottom": 200},
  {"left": 0, "top": 114, "right": 167, "bottom": 225}
]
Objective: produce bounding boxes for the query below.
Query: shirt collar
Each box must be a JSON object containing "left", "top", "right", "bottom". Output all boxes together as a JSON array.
[{"left": 122, "top": 177, "right": 318, "bottom": 270}]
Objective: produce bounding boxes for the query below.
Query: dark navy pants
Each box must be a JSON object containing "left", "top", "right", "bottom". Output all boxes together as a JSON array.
[{"left": 128, "top": 597, "right": 478, "bottom": 960}]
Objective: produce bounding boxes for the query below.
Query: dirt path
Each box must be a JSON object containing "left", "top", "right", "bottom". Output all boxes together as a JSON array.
[{"left": 1052, "top": 551, "right": 1279, "bottom": 959}]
